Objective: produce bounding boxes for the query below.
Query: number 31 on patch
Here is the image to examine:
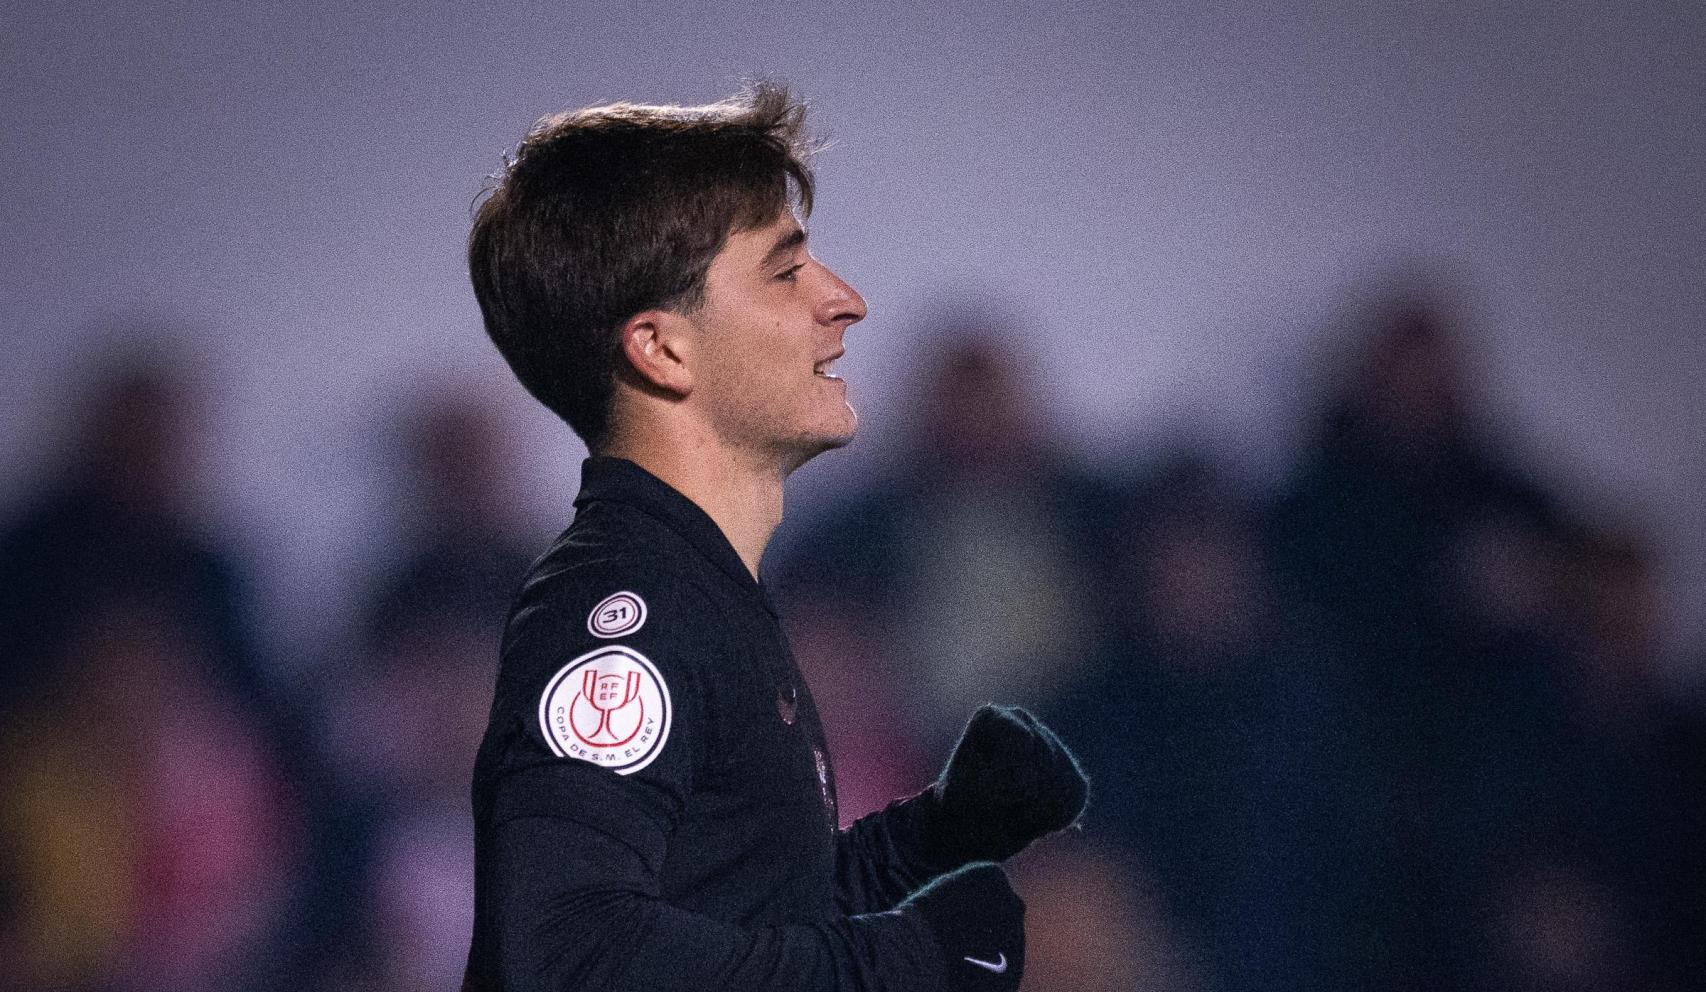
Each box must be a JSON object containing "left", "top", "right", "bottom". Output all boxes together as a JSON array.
[{"left": 588, "top": 591, "right": 647, "bottom": 638}]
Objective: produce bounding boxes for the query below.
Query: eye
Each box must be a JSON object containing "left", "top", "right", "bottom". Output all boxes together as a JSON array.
[{"left": 776, "top": 263, "right": 805, "bottom": 282}]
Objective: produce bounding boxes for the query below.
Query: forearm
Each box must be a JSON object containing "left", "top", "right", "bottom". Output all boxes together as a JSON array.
[
  {"left": 488, "top": 816, "right": 943, "bottom": 992},
  {"left": 834, "top": 790, "right": 961, "bottom": 914}
]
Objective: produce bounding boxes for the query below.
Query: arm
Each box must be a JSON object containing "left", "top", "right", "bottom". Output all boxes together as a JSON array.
[
  {"left": 484, "top": 810, "right": 1026, "bottom": 992},
  {"left": 483, "top": 812, "right": 942, "bottom": 992},
  {"left": 833, "top": 705, "right": 1091, "bottom": 915},
  {"left": 833, "top": 796, "right": 938, "bottom": 914}
]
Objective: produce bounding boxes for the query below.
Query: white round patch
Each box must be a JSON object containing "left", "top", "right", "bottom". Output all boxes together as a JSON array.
[
  {"left": 587, "top": 591, "right": 647, "bottom": 638},
  {"left": 538, "top": 645, "right": 672, "bottom": 775}
]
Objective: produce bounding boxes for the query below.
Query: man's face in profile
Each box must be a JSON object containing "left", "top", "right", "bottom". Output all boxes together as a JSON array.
[{"left": 685, "top": 209, "right": 868, "bottom": 471}]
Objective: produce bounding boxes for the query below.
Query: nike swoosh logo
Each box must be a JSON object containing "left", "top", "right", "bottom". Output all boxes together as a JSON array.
[{"left": 964, "top": 952, "right": 1007, "bottom": 974}]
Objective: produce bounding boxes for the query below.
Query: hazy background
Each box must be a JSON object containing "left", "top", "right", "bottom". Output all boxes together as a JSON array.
[{"left": 5, "top": 0, "right": 1702, "bottom": 666}]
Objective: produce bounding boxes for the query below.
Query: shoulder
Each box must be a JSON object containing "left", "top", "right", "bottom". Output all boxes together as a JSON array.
[
  {"left": 508, "top": 540, "right": 723, "bottom": 646},
  {"left": 482, "top": 548, "right": 729, "bottom": 782},
  {"left": 498, "top": 545, "right": 727, "bottom": 705}
]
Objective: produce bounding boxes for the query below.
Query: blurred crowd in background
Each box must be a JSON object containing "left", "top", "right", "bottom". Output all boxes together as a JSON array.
[{"left": 2, "top": 277, "right": 1702, "bottom": 992}]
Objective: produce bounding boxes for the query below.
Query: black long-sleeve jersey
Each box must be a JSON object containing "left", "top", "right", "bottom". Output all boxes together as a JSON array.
[{"left": 462, "top": 456, "right": 952, "bottom": 992}]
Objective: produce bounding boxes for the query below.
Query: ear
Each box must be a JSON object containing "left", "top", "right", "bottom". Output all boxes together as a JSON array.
[{"left": 618, "top": 309, "right": 694, "bottom": 398}]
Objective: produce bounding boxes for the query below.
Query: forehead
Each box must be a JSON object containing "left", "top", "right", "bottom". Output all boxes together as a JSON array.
[{"left": 714, "top": 210, "right": 806, "bottom": 268}]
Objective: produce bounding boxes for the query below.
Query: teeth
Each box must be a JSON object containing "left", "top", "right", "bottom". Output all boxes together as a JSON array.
[{"left": 814, "top": 359, "right": 839, "bottom": 378}]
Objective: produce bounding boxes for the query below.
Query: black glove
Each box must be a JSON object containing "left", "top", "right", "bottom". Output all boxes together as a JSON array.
[
  {"left": 899, "top": 862, "right": 1024, "bottom": 991},
  {"left": 913, "top": 704, "right": 1089, "bottom": 866}
]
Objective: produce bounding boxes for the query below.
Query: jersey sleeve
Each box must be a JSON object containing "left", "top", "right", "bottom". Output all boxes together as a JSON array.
[
  {"left": 469, "top": 559, "right": 945, "bottom": 992},
  {"left": 483, "top": 815, "right": 942, "bottom": 992},
  {"left": 478, "top": 560, "right": 705, "bottom": 849},
  {"left": 833, "top": 793, "right": 960, "bottom": 915}
]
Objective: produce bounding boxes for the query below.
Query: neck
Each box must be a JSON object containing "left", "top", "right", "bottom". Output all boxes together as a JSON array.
[{"left": 601, "top": 431, "right": 785, "bottom": 581}]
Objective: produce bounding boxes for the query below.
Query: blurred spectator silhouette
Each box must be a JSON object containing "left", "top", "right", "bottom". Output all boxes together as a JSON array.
[
  {"left": 1046, "top": 453, "right": 1362, "bottom": 990},
  {"left": 1256, "top": 276, "right": 1706, "bottom": 990},
  {"left": 313, "top": 388, "right": 535, "bottom": 991},
  {"left": 1267, "top": 280, "right": 1557, "bottom": 650},
  {"left": 0, "top": 337, "right": 307, "bottom": 990},
  {"left": 0, "top": 343, "right": 269, "bottom": 720},
  {"left": 774, "top": 316, "right": 1122, "bottom": 751},
  {"left": 1260, "top": 282, "right": 1542, "bottom": 986},
  {"left": 354, "top": 390, "right": 537, "bottom": 657}
]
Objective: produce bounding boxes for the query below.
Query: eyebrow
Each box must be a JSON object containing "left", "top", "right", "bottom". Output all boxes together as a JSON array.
[{"left": 759, "top": 227, "right": 808, "bottom": 271}]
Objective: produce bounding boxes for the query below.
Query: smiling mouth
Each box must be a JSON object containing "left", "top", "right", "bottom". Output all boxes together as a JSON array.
[{"left": 813, "top": 358, "right": 841, "bottom": 380}]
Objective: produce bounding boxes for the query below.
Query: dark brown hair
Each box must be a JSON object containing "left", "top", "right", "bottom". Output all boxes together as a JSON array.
[{"left": 468, "top": 82, "right": 817, "bottom": 448}]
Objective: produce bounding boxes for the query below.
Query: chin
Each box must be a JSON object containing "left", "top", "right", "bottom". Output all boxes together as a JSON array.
[
  {"left": 820, "top": 430, "right": 855, "bottom": 452},
  {"left": 824, "top": 409, "right": 858, "bottom": 450},
  {"left": 780, "top": 422, "right": 856, "bottom": 473}
]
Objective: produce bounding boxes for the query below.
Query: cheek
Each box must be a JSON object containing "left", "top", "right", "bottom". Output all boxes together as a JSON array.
[
  {"left": 696, "top": 306, "right": 814, "bottom": 400},
  {"left": 702, "top": 338, "right": 802, "bottom": 411},
  {"left": 742, "top": 347, "right": 801, "bottom": 391},
  {"left": 744, "top": 330, "right": 812, "bottom": 386}
]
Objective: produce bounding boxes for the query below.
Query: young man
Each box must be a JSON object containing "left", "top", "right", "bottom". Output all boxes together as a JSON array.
[{"left": 462, "top": 83, "right": 1088, "bottom": 992}]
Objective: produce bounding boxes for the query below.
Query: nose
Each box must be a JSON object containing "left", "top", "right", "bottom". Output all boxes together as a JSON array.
[{"left": 815, "top": 262, "right": 867, "bottom": 329}]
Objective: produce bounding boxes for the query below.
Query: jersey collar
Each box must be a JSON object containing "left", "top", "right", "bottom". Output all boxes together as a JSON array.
[{"left": 573, "top": 456, "right": 780, "bottom": 618}]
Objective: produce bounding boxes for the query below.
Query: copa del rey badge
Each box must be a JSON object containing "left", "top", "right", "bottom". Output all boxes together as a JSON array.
[{"left": 539, "top": 645, "right": 672, "bottom": 775}]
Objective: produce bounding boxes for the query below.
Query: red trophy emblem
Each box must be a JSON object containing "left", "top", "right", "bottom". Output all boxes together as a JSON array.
[
  {"left": 540, "top": 646, "right": 672, "bottom": 774},
  {"left": 570, "top": 668, "right": 644, "bottom": 746}
]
